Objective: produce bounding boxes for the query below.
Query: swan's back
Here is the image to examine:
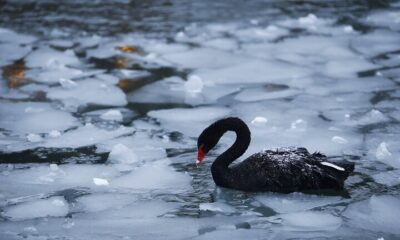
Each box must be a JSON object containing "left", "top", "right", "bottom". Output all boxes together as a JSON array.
[{"left": 222, "top": 147, "right": 354, "bottom": 192}]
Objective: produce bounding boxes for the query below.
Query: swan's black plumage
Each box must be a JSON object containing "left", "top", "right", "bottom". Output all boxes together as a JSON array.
[{"left": 197, "top": 117, "right": 354, "bottom": 193}]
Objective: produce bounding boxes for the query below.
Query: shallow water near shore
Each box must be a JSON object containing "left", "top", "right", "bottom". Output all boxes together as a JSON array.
[{"left": 1, "top": 0, "right": 400, "bottom": 239}]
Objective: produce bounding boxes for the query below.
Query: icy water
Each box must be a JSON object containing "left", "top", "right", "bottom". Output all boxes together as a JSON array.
[{"left": 1, "top": 0, "right": 400, "bottom": 239}]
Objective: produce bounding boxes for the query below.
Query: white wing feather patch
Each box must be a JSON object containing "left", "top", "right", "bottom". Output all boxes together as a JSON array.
[{"left": 321, "top": 162, "right": 345, "bottom": 171}]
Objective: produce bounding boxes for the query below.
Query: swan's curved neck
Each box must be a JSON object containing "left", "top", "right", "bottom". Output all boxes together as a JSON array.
[{"left": 211, "top": 118, "right": 251, "bottom": 174}]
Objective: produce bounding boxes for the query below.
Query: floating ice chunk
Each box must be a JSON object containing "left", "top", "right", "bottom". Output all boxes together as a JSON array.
[
  {"left": 290, "top": 119, "right": 307, "bottom": 130},
  {"left": 234, "top": 25, "right": 289, "bottom": 42},
  {"left": 77, "top": 35, "right": 102, "bottom": 48},
  {"left": 148, "top": 106, "right": 230, "bottom": 123},
  {"left": 47, "top": 79, "right": 127, "bottom": 107},
  {"left": 59, "top": 78, "right": 78, "bottom": 88},
  {"left": 0, "top": 28, "right": 37, "bottom": 44},
  {"left": 42, "top": 124, "right": 134, "bottom": 148},
  {"left": 351, "top": 30, "right": 400, "bottom": 57},
  {"left": 203, "top": 38, "right": 238, "bottom": 51},
  {"left": 26, "top": 66, "right": 83, "bottom": 84},
  {"left": 96, "top": 73, "right": 119, "bottom": 84},
  {"left": 118, "top": 69, "right": 150, "bottom": 79},
  {"left": 163, "top": 47, "right": 248, "bottom": 69},
  {"left": 175, "top": 31, "right": 187, "bottom": 39},
  {"left": 49, "top": 39, "right": 74, "bottom": 48},
  {"left": 343, "top": 25, "right": 354, "bottom": 33},
  {"left": 376, "top": 142, "right": 392, "bottom": 161},
  {"left": 256, "top": 192, "right": 342, "bottom": 213},
  {"left": 358, "top": 109, "right": 389, "bottom": 125},
  {"left": 93, "top": 177, "right": 109, "bottom": 186},
  {"left": 76, "top": 193, "right": 134, "bottom": 212},
  {"left": 0, "top": 42, "right": 32, "bottom": 67},
  {"left": 199, "top": 202, "right": 236, "bottom": 213},
  {"left": 113, "top": 160, "right": 191, "bottom": 191},
  {"left": 373, "top": 170, "right": 400, "bottom": 187},
  {"left": 108, "top": 143, "right": 138, "bottom": 165},
  {"left": 278, "top": 211, "right": 342, "bottom": 231},
  {"left": 235, "top": 88, "right": 299, "bottom": 102},
  {"left": 343, "top": 195, "right": 400, "bottom": 234},
  {"left": 0, "top": 101, "right": 79, "bottom": 135},
  {"left": 324, "top": 58, "right": 376, "bottom": 78},
  {"left": 86, "top": 43, "right": 119, "bottom": 59},
  {"left": 49, "top": 164, "right": 59, "bottom": 171},
  {"left": 196, "top": 60, "right": 311, "bottom": 85},
  {"left": 299, "top": 14, "right": 319, "bottom": 25},
  {"left": 100, "top": 109, "right": 123, "bottom": 121},
  {"left": 49, "top": 130, "right": 61, "bottom": 138},
  {"left": 331, "top": 136, "right": 348, "bottom": 144},
  {"left": 25, "top": 46, "right": 80, "bottom": 68},
  {"left": 366, "top": 10, "right": 400, "bottom": 30},
  {"left": 26, "top": 133, "right": 42, "bottom": 143},
  {"left": 321, "top": 162, "right": 345, "bottom": 171},
  {"left": 251, "top": 117, "right": 268, "bottom": 126},
  {"left": 3, "top": 196, "right": 68, "bottom": 221},
  {"left": 184, "top": 75, "right": 203, "bottom": 93}
]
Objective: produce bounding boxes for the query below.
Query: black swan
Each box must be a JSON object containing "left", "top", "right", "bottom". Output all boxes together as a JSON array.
[{"left": 196, "top": 117, "right": 354, "bottom": 193}]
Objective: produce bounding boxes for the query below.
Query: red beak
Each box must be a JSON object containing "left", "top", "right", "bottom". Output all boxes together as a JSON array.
[{"left": 196, "top": 146, "right": 205, "bottom": 167}]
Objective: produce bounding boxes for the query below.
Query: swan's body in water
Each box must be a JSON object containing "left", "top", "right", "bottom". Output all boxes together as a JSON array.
[{"left": 196, "top": 117, "right": 354, "bottom": 193}]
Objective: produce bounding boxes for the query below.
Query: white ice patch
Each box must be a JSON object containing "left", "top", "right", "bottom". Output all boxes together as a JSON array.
[
  {"left": 351, "top": 30, "right": 400, "bottom": 57},
  {"left": 26, "top": 66, "right": 83, "bottom": 84},
  {"left": 25, "top": 46, "right": 80, "bottom": 68},
  {"left": 42, "top": 124, "right": 134, "bottom": 149},
  {"left": 184, "top": 75, "right": 204, "bottom": 94},
  {"left": 0, "top": 101, "right": 79, "bottom": 135},
  {"left": 251, "top": 116, "right": 268, "bottom": 126},
  {"left": 48, "top": 130, "right": 61, "bottom": 138},
  {"left": 235, "top": 88, "right": 300, "bottom": 102},
  {"left": 331, "top": 136, "right": 348, "bottom": 144},
  {"left": 320, "top": 162, "right": 345, "bottom": 171},
  {"left": 256, "top": 192, "right": 342, "bottom": 214},
  {"left": 148, "top": 106, "right": 230, "bottom": 123},
  {"left": 100, "top": 109, "right": 123, "bottom": 121},
  {"left": 376, "top": 142, "right": 392, "bottom": 161},
  {"left": 373, "top": 170, "right": 400, "bottom": 187},
  {"left": 108, "top": 143, "right": 139, "bottom": 165},
  {"left": 26, "top": 133, "right": 42, "bottom": 143},
  {"left": 76, "top": 193, "right": 135, "bottom": 212},
  {"left": 47, "top": 79, "right": 127, "bottom": 107},
  {"left": 0, "top": 28, "right": 37, "bottom": 44},
  {"left": 112, "top": 160, "right": 191, "bottom": 191},
  {"left": 93, "top": 177, "right": 110, "bottom": 186},
  {"left": 343, "top": 195, "right": 400, "bottom": 234},
  {"left": 277, "top": 211, "right": 342, "bottom": 231},
  {"left": 59, "top": 78, "right": 78, "bottom": 88},
  {"left": 162, "top": 47, "right": 248, "bottom": 69},
  {"left": 195, "top": 60, "right": 311, "bottom": 85},
  {"left": 0, "top": 42, "right": 32, "bottom": 67},
  {"left": 199, "top": 202, "right": 236, "bottom": 213},
  {"left": 3, "top": 196, "right": 68, "bottom": 221}
]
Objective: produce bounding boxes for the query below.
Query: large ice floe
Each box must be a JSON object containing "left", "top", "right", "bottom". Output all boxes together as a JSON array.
[{"left": 1, "top": 2, "right": 400, "bottom": 239}]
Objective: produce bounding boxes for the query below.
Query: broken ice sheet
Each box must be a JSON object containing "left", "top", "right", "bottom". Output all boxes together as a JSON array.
[
  {"left": 147, "top": 106, "right": 231, "bottom": 136},
  {"left": 0, "top": 101, "right": 79, "bottom": 135},
  {"left": 128, "top": 76, "right": 239, "bottom": 105},
  {"left": 255, "top": 192, "right": 343, "bottom": 214},
  {"left": 2, "top": 196, "right": 68, "bottom": 221},
  {"left": 343, "top": 195, "right": 400, "bottom": 235},
  {"left": 47, "top": 79, "right": 127, "bottom": 107},
  {"left": 25, "top": 46, "right": 81, "bottom": 68}
]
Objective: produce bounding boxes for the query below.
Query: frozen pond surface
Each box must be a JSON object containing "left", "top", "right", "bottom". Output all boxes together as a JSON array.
[{"left": 1, "top": 0, "right": 400, "bottom": 239}]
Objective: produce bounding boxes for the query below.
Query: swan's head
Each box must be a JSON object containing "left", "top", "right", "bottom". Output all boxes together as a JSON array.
[{"left": 196, "top": 124, "right": 221, "bottom": 166}]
